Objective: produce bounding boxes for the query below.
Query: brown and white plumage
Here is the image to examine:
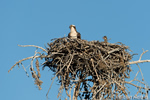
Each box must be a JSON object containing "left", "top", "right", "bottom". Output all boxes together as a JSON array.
[
  {"left": 68, "top": 25, "right": 81, "bottom": 39},
  {"left": 103, "top": 36, "right": 108, "bottom": 43}
]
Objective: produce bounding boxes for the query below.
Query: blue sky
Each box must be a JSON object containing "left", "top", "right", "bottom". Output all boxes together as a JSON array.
[{"left": 1, "top": 0, "right": 150, "bottom": 100}]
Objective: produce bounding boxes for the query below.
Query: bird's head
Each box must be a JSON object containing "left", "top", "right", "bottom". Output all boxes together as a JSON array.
[
  {"left": 69, "top": 25, "right": 76, "bottom": 29},
  {"left": 103, "top": 36, "right": 107, "bottom": 40}
]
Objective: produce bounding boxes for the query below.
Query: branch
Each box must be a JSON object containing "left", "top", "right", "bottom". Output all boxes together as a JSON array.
[
  {"left": 125, "top": 81, "right": 148, "bottom": 90},
  {"left": 139, "top": 49, "right": 148, "bottom": 61},
  {"left": 46, "top": 75, "right": 56, "bottom": 100},
  {"left": 129, "top": 60, "right": 150, "bottom": 65},
  {"left": 8, "top": 55, "right": 48, "bottom": 73},
  {"left": 20, "top": 62, "right": 29, "bottom": 77},
  {"left": 129, "top": 49, "right": 150, "bottom": 65},
  {"left": 18, "top": 44, "right": 47, "bottom": 53}
]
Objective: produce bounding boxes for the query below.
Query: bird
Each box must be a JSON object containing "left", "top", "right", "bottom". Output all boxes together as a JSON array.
[
  {"left": 68, "top": 25, "right": 81, "bottom": 39},
  {"left": 103, "top": 36, "right": 108, "bottom": 43}
]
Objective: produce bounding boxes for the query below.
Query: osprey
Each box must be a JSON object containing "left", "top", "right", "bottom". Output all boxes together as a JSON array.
[
  {"left": 103, "top": 36, "right": 108, "bottom": 43},
  {"left": 68, "top": 25, "right": 81, "bottom": 39}
]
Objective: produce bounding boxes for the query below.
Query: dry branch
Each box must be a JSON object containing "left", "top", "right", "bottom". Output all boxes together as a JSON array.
[
  {"left": 18, "top": 44, "right": 47, "bottom": 53},
  {"left": 129, "top": 60, "right": 150, "bottom": 65}
]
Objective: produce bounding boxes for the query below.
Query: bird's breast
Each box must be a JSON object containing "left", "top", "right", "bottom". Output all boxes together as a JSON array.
[{"left": 70, "top": 32, "right": 78, "bottom": 39}]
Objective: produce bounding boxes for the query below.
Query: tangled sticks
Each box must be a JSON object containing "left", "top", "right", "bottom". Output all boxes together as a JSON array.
[
  {"left": 9, "top": 37, "right": 149, "bottom": 100},
  {"left": 43, "top": 37, "right": 132, "bottom": 99}
]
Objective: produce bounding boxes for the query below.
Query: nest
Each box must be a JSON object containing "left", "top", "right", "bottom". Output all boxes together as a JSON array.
[{"left": 43, "top": 37, "right": 132, "bottom": 99}]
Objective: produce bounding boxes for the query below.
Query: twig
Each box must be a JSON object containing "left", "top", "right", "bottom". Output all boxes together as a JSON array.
[
  {"left": 108, "top": 48, "right": 121, "bottom": 54},
  {"left": 18, "top": 44, "right": 47, "bottom": 53},
  {"left": 30, "top": 49, "right": 38, "bottom": 70},
  {"left": 20, "top": 62, "right": 29, "bottom": 77},
  {"left": 137, "top": 64, "right": 144, "bottom": 81},
  {"left": 139, "top": 49, "right": 148, "bottom": 61},
  {"left": 125, "top": 81, "right": 148, "bottom": 90},
  {"left": 92, "top": 82, "right": 106, "bottom": 99},
  {"left": 8, "top": 55, "right": 48, "bottom": 73},
  {"left": 46, "top": 75, "right": 56, "bottom": 100},
  {"left": 129, "top": 49, "right": 149, "bottom": 65},
  {"left": 129, "top": 60, "right": 150, "bottom": 65}
]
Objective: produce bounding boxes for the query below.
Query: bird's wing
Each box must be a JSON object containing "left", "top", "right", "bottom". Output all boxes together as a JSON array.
[
  {"left": 77, "top": 32, "right": 81, "bottom": 39},
  {"left": 68, "top": 32, "right": 71, "bottom": 38}
]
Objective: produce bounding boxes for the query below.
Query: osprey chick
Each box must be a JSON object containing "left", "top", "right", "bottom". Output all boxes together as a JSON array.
[
  {"left": 68, "top": 25, "right": 81, "bottom": 39},
  {"left": 103, "top": 36, "right": 108, "bottom": 43}
]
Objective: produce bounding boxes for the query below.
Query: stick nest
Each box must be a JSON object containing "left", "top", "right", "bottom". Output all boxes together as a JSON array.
[{"left": 43, "top": 37, "right": 132, "bottom": 99}]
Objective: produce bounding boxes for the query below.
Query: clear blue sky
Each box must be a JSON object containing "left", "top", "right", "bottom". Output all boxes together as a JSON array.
[{"left": 1, "top": 0, "right": 150, "bottom": 100}]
